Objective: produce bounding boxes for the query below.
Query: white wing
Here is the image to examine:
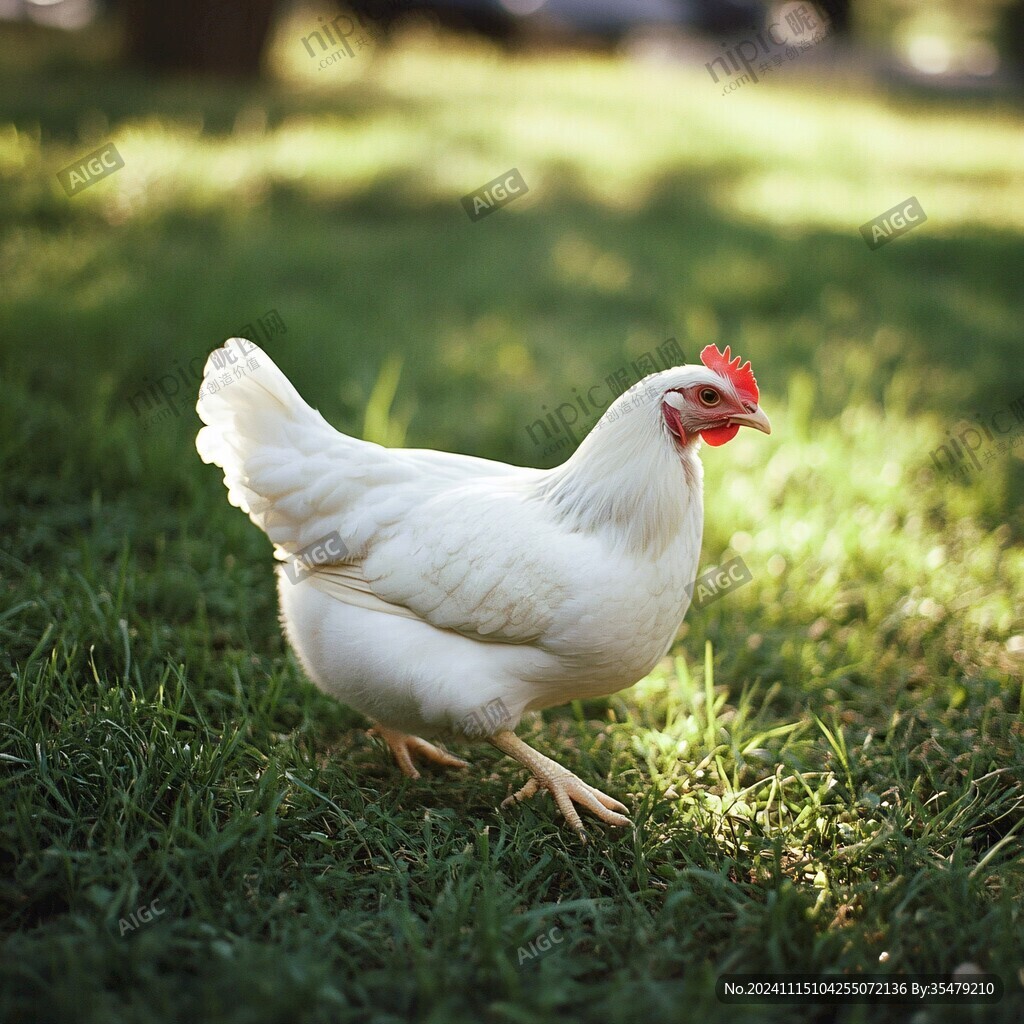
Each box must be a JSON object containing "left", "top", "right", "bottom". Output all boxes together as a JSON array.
[{"left": 195, "top": 340, "right": 533, "bottom": 561}]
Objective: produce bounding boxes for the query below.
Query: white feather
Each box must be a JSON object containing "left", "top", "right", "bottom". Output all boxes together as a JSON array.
[{"left": 196, "top": 341, "right": 707, "bottom": 738}]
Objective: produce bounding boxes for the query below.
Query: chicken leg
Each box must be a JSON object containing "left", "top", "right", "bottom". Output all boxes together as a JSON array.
[
  {"left": 489, "top": 730, "right": 630, "bottom": 839},
  {"left": 370, "top": 725, "right": 469, "bottom": 779}
]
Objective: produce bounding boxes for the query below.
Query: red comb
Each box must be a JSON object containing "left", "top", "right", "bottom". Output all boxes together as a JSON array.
[{"left": 700, "top": 344, "right": 759, "bottom": 403}]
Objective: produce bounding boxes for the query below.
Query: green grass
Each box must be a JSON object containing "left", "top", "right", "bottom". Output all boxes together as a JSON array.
[{"left": 2, "top": 11, "right": 1024, "bottom": 1023}]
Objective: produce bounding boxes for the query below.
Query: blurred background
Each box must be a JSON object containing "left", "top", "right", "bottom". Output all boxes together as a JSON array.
[{"left": 2, "top": 0, "right": 1023, "bottom": 624}]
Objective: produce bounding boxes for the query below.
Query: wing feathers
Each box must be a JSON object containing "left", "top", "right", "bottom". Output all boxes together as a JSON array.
[{"left": 197, "top": 341, "right": 572, "bottom": 646}]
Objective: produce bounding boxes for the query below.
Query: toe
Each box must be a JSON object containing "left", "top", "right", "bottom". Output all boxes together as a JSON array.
[
  {"left": 409, "top": 738, "right": 469, "bottom": 770},
  {"left": 501, "top": 777, "right": 540, "bottom": 808},
  {"left": 567, "top": 781, "right": 630, "bottom": 828},
  {"left": 504, "top": 771, "right": 629, "bottom": 834},
  {"left": 392, "top": 745, "right": 421, "bottom": 779},
  {"left": 371, "top": 726, "right": 468, "bottom": 777},
  {"left": 586, "top": 786, "right": 630, "bottom": 816},
  {"left": 550, "top": 787, "right": 587, "bottom": 837}
]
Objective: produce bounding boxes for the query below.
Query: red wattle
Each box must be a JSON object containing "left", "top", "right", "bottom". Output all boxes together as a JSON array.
[{"left": 700, "top": 424, "right": 740, "bottom": 446}]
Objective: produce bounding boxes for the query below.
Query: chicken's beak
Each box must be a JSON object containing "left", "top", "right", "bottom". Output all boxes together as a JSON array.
[{"left": 729, "top": 406, "right": 772, "bottom": 435}]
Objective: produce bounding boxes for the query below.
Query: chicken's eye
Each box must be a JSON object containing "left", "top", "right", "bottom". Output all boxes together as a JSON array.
[{"left": 699, "top": 388, "right": 721, "bottom": 406}]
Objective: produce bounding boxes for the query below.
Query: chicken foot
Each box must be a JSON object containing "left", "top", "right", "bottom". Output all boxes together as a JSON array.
[
  {"left": 370, "top": 725, "right": 469, "bottom": 779},
  {"left": 489, "top": 730, "right": 630, "bottom": 839}
]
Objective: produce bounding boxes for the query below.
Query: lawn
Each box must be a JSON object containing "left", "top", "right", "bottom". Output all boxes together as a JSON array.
[{"left": 1, "top": 10, "right": 1023, "bottom": 1023}]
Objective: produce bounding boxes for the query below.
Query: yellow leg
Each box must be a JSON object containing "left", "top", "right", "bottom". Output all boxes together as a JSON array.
[
  {"left": 489, "top": 730, "right": 630, "bottom": 840},
  {"left": 369, "top": 725, "right": 469, "bottom": 780}
]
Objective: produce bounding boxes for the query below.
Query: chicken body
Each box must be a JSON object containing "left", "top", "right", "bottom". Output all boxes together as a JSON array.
[
  {"left": 277, "top": 464, "right": 703, "bottom": 739},
  {"left": 196, "top": 340, "right": 768, "bottom": 836}
]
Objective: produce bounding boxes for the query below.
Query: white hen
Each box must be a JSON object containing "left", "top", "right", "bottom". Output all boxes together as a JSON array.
[{"left": 195, "top": 339, "right": 770, "bottom": 837}]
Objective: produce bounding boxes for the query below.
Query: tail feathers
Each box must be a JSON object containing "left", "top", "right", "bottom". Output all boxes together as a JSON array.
[{"left": 195, "top": 339, "right": 348, "bottom": 550}]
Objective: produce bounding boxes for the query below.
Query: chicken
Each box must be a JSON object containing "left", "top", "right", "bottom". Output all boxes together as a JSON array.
[{"left": 195, "top": 340, "right": 770, "bottom": 838}]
